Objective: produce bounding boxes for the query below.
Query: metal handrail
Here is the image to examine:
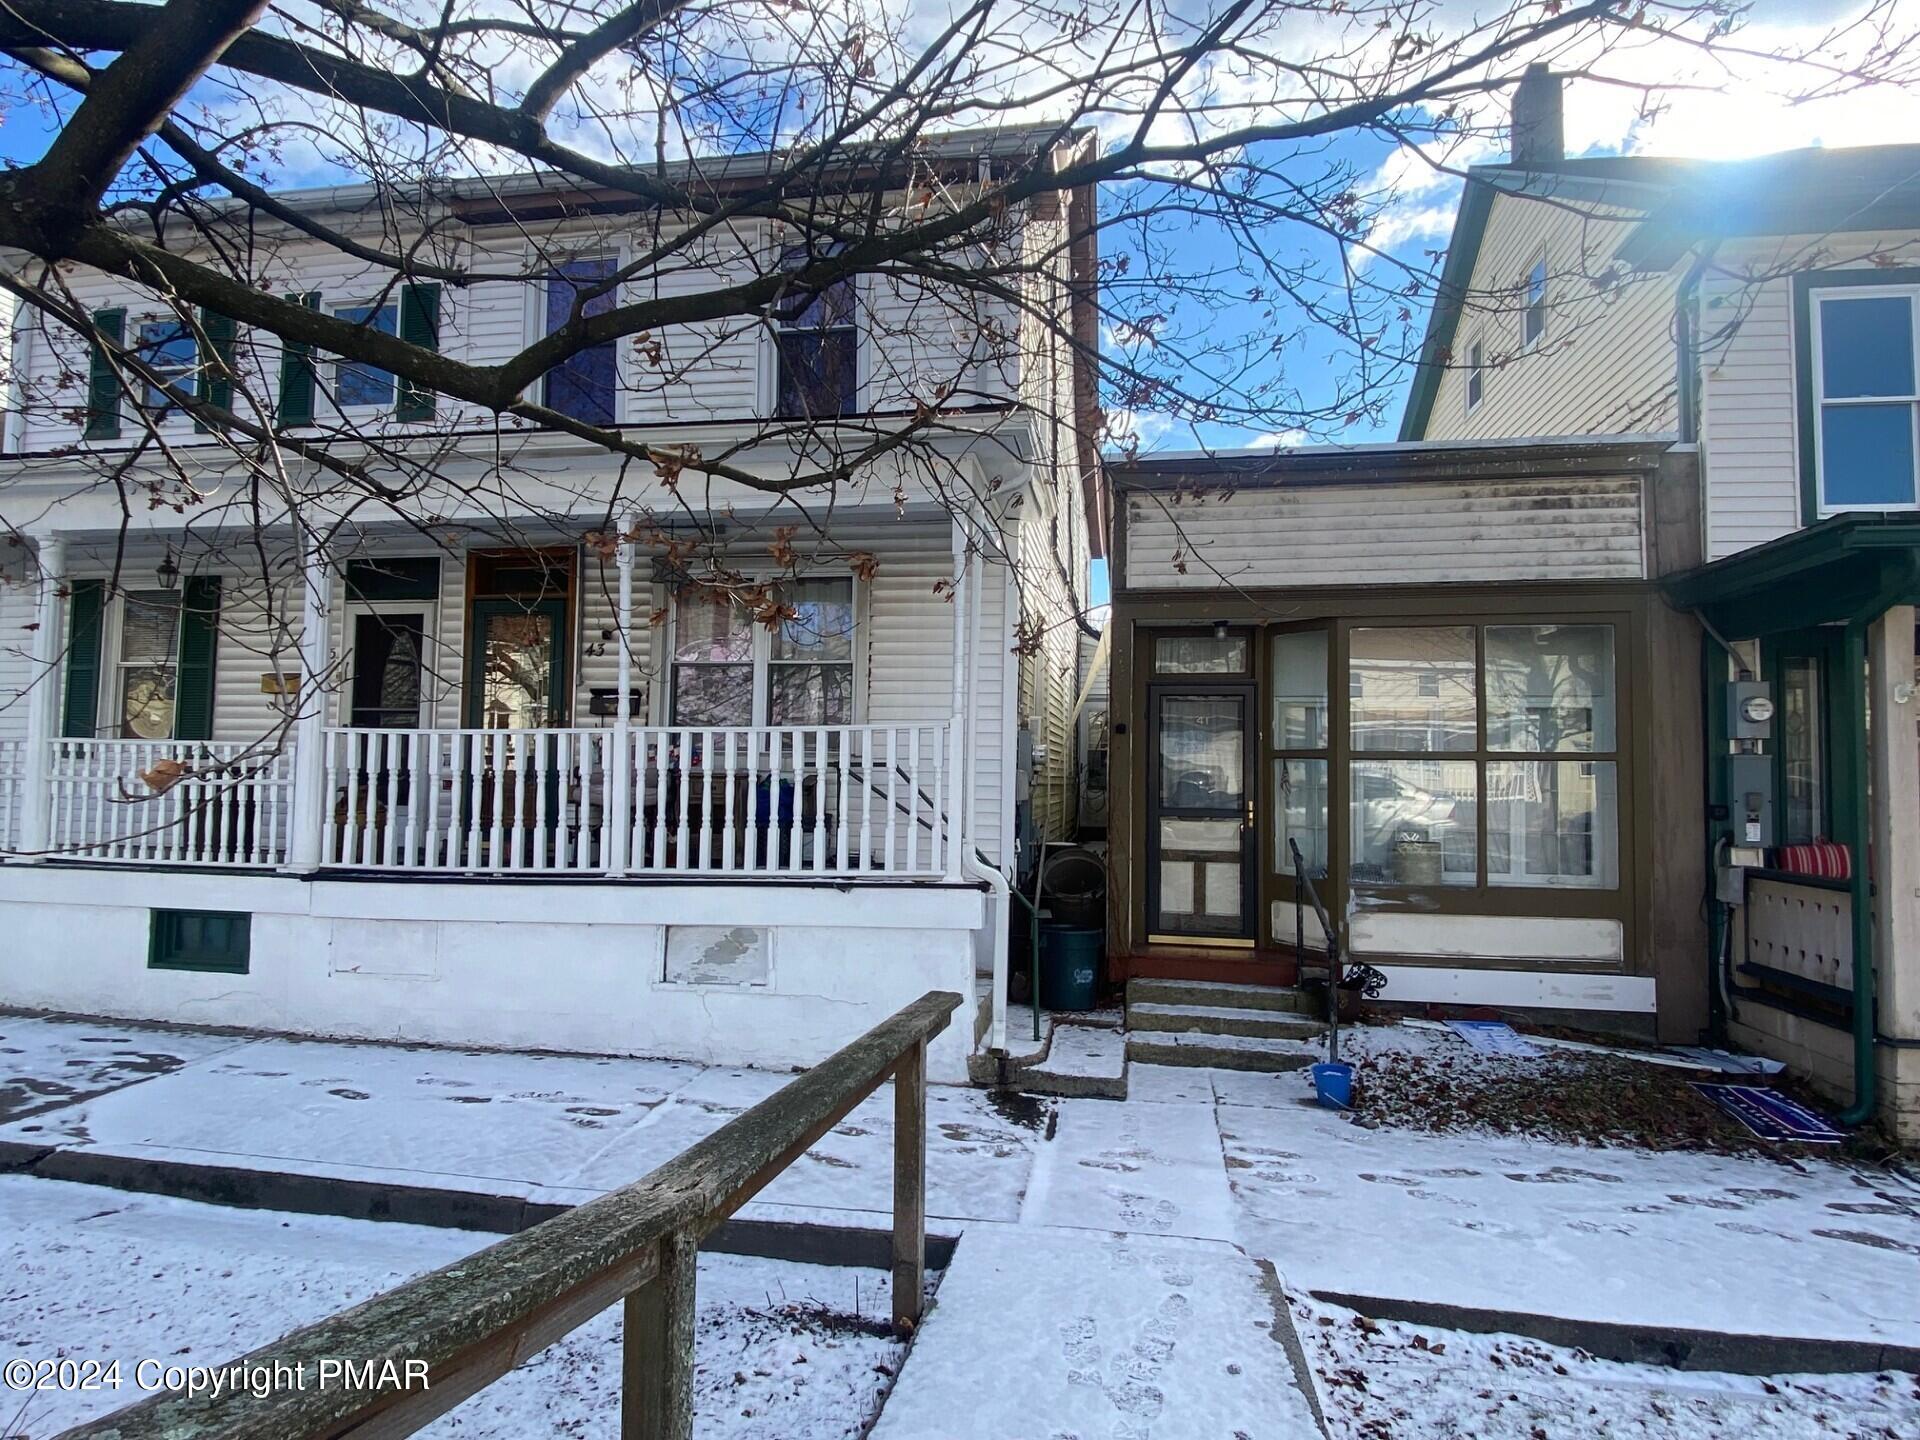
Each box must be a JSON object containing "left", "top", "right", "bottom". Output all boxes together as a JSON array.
[
  {"left": 64, "top": 991, "right": 962, "bottom": 1440},
  {"left": 1289, "top": 838, "right": 1343, "bottom": 1064}
]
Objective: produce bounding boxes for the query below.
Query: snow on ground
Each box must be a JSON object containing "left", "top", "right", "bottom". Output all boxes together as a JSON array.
[
  {"left": 0, "top": 1174, "right": 908, "bottom": 1440},
  {"left": 873, "top": 1223, "right": 1321, "bottom": 1439},
  {"left": 0, "top": 1015, "right": 247, "bottom": 1125},
  {"left": 0, "top": 1024, "right": 1040, "bottom": 1224},
  {"left": 1212, "top": 1073, "right": 1920, "bottom": 1345},
  {"left": 1295, "top": 1295, "right": 1918, "bottom": 1439}
]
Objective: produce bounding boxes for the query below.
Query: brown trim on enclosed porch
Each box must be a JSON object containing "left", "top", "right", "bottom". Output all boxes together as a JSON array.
[{"left": 1105, "top": 578, "right": 1692, "bottom": 1011}]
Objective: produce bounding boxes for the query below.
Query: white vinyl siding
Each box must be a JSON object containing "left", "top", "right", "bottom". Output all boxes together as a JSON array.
[
  {"left": 1419, "top": 190, "right": 1680, "bottom": 442},
  {"left": 1123, "top": 476, "right": 1647, "bottom": 590},
  {"left": 1699, "top": 231, "right": 1920, "bottom": 560}
]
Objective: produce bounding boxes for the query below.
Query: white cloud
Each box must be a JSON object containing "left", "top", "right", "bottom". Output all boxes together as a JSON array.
[
  {"left": 1241, "top": 427, "right": 1305, "bottom": 448},
  {"left": 1103, "top": 407, "right": 1175, "bottom": 452}
]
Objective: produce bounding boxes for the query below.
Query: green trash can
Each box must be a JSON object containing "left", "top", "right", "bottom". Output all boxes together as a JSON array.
[{"left": 1038, "top": 925, "right": 1102, "bottom": 1011}]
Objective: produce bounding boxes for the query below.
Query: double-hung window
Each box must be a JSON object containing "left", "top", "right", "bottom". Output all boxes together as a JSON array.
[
  {"left": 671, "top": 578, "right": 856, "bottom": 726},
  {"left": 331, "top": 301, "right": 398, "bottom": 408},
  {"left": 116, "top": 590, "right": 182, "bottom": 739},
  {"left": 1811, "top": 286, "right": 1920, "bottom": 511},
  {"left": 774, "top": 244, "right": 857, "bottom": 418},
  {"left": 1522, "top": 257, "right": 1547, "bottom": 347},
  {"left": 543, "top": 257, "right": 619, "bottom": 426},
  {"left": 137, "top": 320, "right": 196, "bottom": 414},
  {"left": 1465, "top": 338, "right": 1485, "bottom": 411}
]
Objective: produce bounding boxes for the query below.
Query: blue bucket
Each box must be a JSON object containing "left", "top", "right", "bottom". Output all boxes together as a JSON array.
[{"left": 1310, "top": 1061, "right": 1354, "bottom": 1109}]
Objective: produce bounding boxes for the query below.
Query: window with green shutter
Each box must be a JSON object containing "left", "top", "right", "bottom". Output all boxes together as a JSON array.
[
  {"left": 396, "top": 282, "right": 440, "bottom": 421},
  {"left": 277, "top": 291, "right": 320, "bottom": 425},
  {"left": 194, "top": 309, "right": 238, "bottom": 433},
  {"left": 173, "top": 575, "right": 221, "bottom": 740},
  {"left": 62, "top": 578, "right": 105, "bottom": 737},
  {"left": 149, "top": 909, "right": 250, "bottom": 973},
  {"left": 85, "top": 308, "right": 125, "bottom": 440}
]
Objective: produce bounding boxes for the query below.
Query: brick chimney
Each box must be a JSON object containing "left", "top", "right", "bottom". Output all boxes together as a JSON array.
[{"left": 1511, "top": 64, "right": 1564, "bottom": 167}]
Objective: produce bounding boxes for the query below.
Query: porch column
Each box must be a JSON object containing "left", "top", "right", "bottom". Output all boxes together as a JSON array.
[
  {"left": 606, "top": 515, "right": 636, "bottom": 875},
  {"left": 1869, "top": 608, "right": 1920, "bottom": 1119},
  {"left": 286, "top": 535, "right": 332, "bottom": 871},
  {"left": 17, "top": 533, "right": 66, "bottom": 859},
  {"left": 947, "top": 513, "right": 970, "bottom": 882}
]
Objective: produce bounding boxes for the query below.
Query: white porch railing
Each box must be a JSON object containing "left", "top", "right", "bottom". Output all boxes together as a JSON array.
[
  {"left": 42, "top": 738, "right": 296, "bottom": 866},
  {"left": 0, "top": 738, "right": 21, "bottom": 854},
  {"left": 318, "top": 722, "right": 957, "bottom": 878}
]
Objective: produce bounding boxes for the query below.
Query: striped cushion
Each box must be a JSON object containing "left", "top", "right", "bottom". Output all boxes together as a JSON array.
[{"left": 1772, "top": 841, "right": 1851, "bottom": 880}]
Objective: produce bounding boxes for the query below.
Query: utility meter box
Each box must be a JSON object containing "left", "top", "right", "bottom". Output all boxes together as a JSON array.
[
  {"left": 1726, "top": 751, "right": 1775, "bottom": 848},
  {"left": 1727, "top": 680, "right": 1777, "bottom": 741}
]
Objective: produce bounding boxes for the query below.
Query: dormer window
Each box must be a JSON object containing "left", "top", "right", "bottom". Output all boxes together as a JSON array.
[
  {"left": 1811, "top": 286, "right": 1919, "bottom": 511},
  {"left": 774, "top": 244, "right": 857, "bottom": 419}
]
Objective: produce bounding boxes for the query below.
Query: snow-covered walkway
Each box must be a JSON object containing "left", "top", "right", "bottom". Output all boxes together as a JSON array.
[{"left": 6, "top": 1010, "right": 1919, "bottom": 1438}]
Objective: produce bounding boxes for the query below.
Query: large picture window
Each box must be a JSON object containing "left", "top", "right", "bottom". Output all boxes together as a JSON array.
[
  {"left": 671, "top": 578, "right": 856, "bottom": 726},
  {"left": 1348, "top": 623, "right": 1618, "bottom": 890},
  {"left": 1811, "top": 286, "right": 1919, "bottom": 511}
]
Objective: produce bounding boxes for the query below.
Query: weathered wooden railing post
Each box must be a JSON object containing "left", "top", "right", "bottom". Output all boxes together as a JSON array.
[
  {"left": 624, "top": 1229, "right": 697, "bottom": 1440},
  {"left": 892, "top": 1035, "right": 927, "bottom": 1333}
]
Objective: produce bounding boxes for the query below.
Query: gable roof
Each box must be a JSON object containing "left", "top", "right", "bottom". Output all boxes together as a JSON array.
[{"left": 1397, "top": 144, "right": 1920, "bottom": 441}]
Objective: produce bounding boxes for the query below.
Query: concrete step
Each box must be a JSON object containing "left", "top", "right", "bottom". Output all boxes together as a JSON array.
[
  {"left": 1125, "top": 1001, "right": 1322, "bottom": 1041},
  {"left": 1126, "top": 977, "right": 1319, "bottom": 1016},
  {"left": 1125, "top": 1029, "right": 1316, "bottom": 1073}
]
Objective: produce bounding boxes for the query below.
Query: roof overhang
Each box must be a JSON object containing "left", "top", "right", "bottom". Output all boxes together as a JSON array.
[
  {"left": 1664, "top": 513, "right": 1920, "bottom": 637},
  {"left": 1113, "top": 433, "right": 1675, "bottom": 491}
]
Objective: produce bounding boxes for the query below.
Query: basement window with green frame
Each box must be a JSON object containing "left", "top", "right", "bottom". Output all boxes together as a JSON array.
[{"left": 149, "top": 908, "right": 251, "bottom": 974}]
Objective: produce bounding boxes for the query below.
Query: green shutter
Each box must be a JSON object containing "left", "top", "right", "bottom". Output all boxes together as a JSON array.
[
  {"left": 194, "top": 309, "right": 238, "bottom": 433},
  {"left": 62, "top": 578, "right": 105, "bottom": 737},
  {"left": 277, "top": 291, "right": 320, "bottom": 426},
  {"left": 85, "top": 308, "right": 125, "bottom": 440},
  {"left": 173, "top": 575, "right": 220, "bottom": 741},
  {"left": 396, "top": 282, "right": 440, "bottom": 421}
]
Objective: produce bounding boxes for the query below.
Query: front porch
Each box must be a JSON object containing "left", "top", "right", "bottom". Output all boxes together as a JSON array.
[{"left": 21, "top": 721, "right": 958, "bottom": 879}]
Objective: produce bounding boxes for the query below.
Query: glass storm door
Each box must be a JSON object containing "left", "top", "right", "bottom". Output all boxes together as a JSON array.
[
  {"left": 467, "top": 599, "right": 568, "bottom": 730},
  {"left": 1150, "top": 686, "right": 1255, "bottom": 942}
]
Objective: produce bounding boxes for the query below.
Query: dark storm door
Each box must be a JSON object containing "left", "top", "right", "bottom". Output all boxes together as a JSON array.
[{"left": 1147, "top": 685, "right": 1256, "bottom": 942}]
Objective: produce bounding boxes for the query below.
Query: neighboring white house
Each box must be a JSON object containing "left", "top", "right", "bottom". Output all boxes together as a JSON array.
[
  {"left": 1401, "top": 68, "right": 1920, "bottom": 1138},
  {"left": 0, "top": 129, "right": 1105, "bottom": 1084}
]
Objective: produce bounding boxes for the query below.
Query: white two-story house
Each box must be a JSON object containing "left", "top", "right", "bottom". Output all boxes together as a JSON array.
[
  {"left": 0, "top": 127, "right": 1105, "bottom": 1084},
  {"left": 1400, "top": 67, "right": 1920, "bottom": 1137}
]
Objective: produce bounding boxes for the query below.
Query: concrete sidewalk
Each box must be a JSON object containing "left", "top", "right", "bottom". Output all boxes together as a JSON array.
[{"left": 7, "top": 1010, "right": 1919, "bottom": 1373}]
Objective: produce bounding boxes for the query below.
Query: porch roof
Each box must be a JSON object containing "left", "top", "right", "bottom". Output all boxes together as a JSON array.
[{"left": 1663, "top": 513, "right": 1920, "bottom": 638}]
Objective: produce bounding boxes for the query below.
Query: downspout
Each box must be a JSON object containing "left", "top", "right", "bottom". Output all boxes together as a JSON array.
[
  {"left": 1836, "top": 554, "right": 1920, "bottom": 1126},
  {"left": 953, "top": 506, "right": 1013, "bottom": 1055},
  {"left": 1675, "top": 241, "right": 1720, "bottom": 440}
]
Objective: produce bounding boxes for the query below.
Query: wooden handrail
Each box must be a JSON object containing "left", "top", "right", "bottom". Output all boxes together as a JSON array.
[{"left": 61, "top": 990, "right": 961, "bottom": 1440}]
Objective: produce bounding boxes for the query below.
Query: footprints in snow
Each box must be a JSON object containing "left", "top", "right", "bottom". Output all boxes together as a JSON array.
[{"left": 1053, "top": 1251, "right": 1196, "bottom": 1437}]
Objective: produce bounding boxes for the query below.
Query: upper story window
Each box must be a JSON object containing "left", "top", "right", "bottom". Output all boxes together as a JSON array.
[
  {"left": 332, "top": 301, "right": 397, "bottom": 408},
  {"left": 543, "top": 257, "right": 618, "bottom": 426},
  {"left": 1522, "top": 257, "right": 1547, "bottom": 347},
  {"left": 1465, "top": 338, "right": 1485, "bottom": 412},
  {"left": 774, "top": 245, "right": 857, "bottom": 419},
  {"left": 137, "top": 320, "right": 196, "bottom": 414},
  {"left": 670, "top": 578, "right": 856, "bottom": 726},
  {"left": 1812, "top": 286, "right": 1919, "bottom": 511}
]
